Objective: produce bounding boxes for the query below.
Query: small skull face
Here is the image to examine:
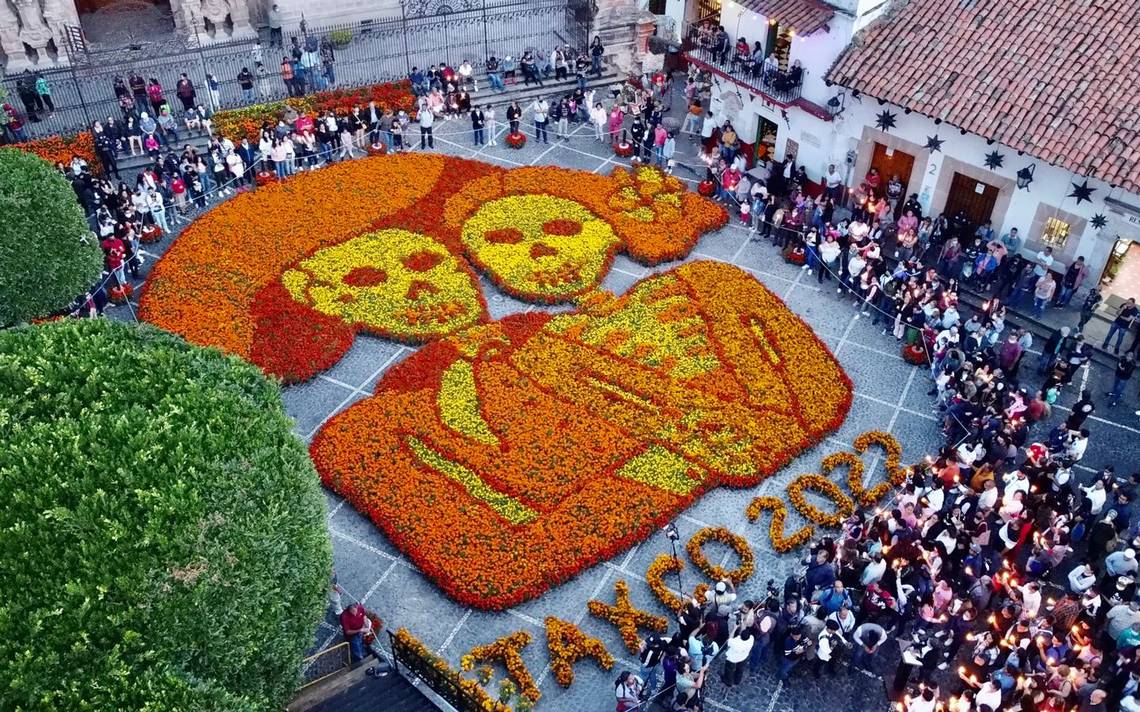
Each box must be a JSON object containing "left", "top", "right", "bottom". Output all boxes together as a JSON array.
[
  {"left": 281, "top": 229, "right": 483, "bottom": 340},
  {"left": 460, "top": 195, "right": 620, "bottom": 300}
]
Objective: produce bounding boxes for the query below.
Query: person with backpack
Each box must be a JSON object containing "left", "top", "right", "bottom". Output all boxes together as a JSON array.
[
  {"left": 637, "top": 633, "right": 668, "bottom": 700},
  {"left": 813, "top": 618, "right": 848, "bottom": 677},
  {"left": 686, "top": 622, "right": 719, "bottom": 671},
  {"left": 614, "top": 670, "right": 643, "bottom": 712},
  {"left": 748, "top": 601, "right": 778, "bottom": 672},
  {"left": 705, "top": 579, "right": 736, "bottom": 645}
]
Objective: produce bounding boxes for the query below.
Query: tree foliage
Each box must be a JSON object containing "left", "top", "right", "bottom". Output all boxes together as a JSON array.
[
  {"left": 0, "top": 148, "right": 103, "bottom": 325},
  {"left": 0, "top": 320, "right": 333, "bottom": 711}
]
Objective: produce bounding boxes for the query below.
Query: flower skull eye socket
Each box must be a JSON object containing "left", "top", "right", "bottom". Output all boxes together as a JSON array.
[
  {"left": 485, "top": 228, "right": 524, "bottom": 244},
  {"left": 403, "top": 250, "right": 445, "bottom": 272},
  {"left": 461, "top": 195, "right": 620, "bottom": 300},
  {"left": 281, "top": 229, "right": 484, "bottom": 340}
]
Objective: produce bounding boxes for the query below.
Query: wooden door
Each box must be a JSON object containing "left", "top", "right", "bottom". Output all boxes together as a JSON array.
[
  {"left": 944, "top": 172, "right": 999, "bottom": 229},
  {"left": 870, "top": 143, "right": 915, "bottom": 217}
]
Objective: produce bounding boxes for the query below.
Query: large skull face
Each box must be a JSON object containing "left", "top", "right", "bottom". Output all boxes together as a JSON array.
[
  {"left": 281, "top": 229, "right": 483, "bottom": 340},
  {"left": 460, "top": 195, "right": 620, "bottom": 300}
]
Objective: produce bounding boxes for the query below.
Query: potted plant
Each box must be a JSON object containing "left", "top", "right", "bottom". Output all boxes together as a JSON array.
[
  {"left": 697, "top": 179, "right": 716, "bottom": 197},
  {"left": 505, "top": 131, "right": 527, "bottom": 149},
  {"left": 109, "top": 283, "right": 133, "bottom": 304},
  {"left": 783, "top": 245, "right": 806, "bottom": 265},
  {"left": 140, "top": 223, "right": 163, "bottom": 244},
  {"left": 902, "top": 342, "right": 927, "bottom": 364},
  {"left": 254, "top": 169, "right": 275, "bottom": 186},
  {"left": 613, "top": 128, "right": 634, "bottom": 158},
  {"left": 367, "top": 142, "right": 388, "bottom": 156}
]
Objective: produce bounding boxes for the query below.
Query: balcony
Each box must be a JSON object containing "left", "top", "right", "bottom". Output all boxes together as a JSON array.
[{"left": 683, "top": 45, "right": 805, "bottom": 106}]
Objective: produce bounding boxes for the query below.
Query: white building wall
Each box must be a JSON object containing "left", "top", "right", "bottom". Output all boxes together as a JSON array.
[{"left": 836, "top": 98, "right": 1122, "bottom": 278}]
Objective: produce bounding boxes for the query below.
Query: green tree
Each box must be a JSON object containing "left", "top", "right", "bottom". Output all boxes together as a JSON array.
[
  {"left": 0, "top": 320, "right": 333, "bottom": 711},
  {"left": 0, "top": 148, "right": 103, "bottom": 325}
]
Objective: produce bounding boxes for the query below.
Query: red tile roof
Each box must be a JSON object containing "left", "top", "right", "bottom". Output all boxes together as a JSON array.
[
  {"left": 826, "top": 0, "right": 1140, "bottom": 192},
  {"left": 739, "top": 0, "right": 834, "bottom": 36}
]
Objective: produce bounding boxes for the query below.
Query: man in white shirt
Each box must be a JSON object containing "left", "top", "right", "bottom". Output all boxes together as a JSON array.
[
  {"left": 1002, "top": 469, "right": 1030, "bottom": 500},
  {"left": 861, "top": 551, "right": 886, "bottom": 586},
  {"left": 975, "top": 677, "right": 1002, "bottom": 711},
  {"left": 531, "top": 98, "right": 549, "bottom": 143},
  {"left": 1033, "top": 246, "right": 1055, "bottom": 279},
  {"left": 813, "top": 619, "right": 846, "bottom": 677},
  {"left": 721, "top": 628, "right": 753, "bottom": 687},
  {"left": 978, "top": 479, "right": 999, "bottom": 511},
  {"left": 1068, "top": 563, "right": 1097, "bottom": 593},
  {"left": 1067, "top": 429, "right": 1089, "bottom": 463},
  {"left": 825, "top": 163, "right": 843, "bottom": 201},
  {"left": 1017, "top": 581, "right": 1042, "bottom": 620},
  {"left": 1081, "top": 480, "right": 1109, "bottom": 520}
]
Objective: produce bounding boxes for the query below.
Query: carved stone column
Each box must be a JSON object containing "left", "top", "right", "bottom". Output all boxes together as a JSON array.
[
  {"left": 13, "top": 0, "right": 54, "bottom": 58},
  {"left": 0, "top": 1, "right": 29, "bottom": 70},
  {"left": 227, "top": 0, "right": 257, "bottom": 40},
  {"left": 635, "top": 10, "right": 663, "bottom": 73},
  {"left": 594, "top": 0, "right": 640, "bottom": 74}
]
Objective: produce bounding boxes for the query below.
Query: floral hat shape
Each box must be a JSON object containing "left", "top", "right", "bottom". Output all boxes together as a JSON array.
[
  {"left": 139, "top": 155, "right": 727, "bottom": 384},
  {"left": 310, "top": 261, "right": 853, "bottom": 609}
]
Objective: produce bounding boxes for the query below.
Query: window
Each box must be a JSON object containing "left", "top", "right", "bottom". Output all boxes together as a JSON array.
[{"left": 1041, "top": 216, "right": 1071, "bottom": 249}]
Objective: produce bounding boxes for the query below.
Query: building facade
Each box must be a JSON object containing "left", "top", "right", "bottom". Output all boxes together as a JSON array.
[{"left": 688, "top": 0, "right": 1140, "bottom": 297}]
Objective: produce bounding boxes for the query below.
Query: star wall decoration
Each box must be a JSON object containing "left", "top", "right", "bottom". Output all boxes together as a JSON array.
[
  {"left": 1068, "top": 180, "right": 1095, "bottom": 204},
  {"left": 924, "top": 135, "right": 944, "bottom": 153},
  {"left": 983, "top": 150, "right": 1005, "bottom": 169},
  {"left": 1091, "top": 214, "right": 1108, "bottom": 229},
  {"left": 875, "top": 110, "right": 897, "bottom": 132}
]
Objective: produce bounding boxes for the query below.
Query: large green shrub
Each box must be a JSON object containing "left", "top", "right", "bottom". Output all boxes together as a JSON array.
[
  {"left": 0, "top": 320, "right": 333, "bottom": 711},
  {"left": 0, "top": 148, "right": 103, "bottom": 326}
]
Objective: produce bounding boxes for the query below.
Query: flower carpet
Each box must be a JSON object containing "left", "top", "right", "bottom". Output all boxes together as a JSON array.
[{"left": 140, "top": 153, "right": 859, "bottom": 612}]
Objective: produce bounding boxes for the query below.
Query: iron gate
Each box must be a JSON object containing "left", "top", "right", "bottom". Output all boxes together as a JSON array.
[{"left": 2, "top": 0, "right": 587, "bottom": 141}]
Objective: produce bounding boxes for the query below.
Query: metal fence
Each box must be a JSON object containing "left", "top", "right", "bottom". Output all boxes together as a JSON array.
[{"left": 2, "top": 0, "right": 588, "bottom": 140}]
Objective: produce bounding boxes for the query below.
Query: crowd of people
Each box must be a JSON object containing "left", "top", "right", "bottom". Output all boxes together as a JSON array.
[{"left": 602, "top": 117, "right": 1140, "bottom": 712}]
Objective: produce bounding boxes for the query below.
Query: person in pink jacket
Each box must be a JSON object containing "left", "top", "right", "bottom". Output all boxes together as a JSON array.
[{"left": 607, "top": 105, "right": 623, "bottom": 143}]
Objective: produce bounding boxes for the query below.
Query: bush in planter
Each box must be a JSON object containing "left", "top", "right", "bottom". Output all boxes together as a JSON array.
[
  {"left": 0, "top": 320, "right": 332, "bottom": 711},
  {"left": 328, "top": 29, "right": 353, "bottom": 48},
  {"left": 0, "top": 148, "right": 103, "bottom": 326}
]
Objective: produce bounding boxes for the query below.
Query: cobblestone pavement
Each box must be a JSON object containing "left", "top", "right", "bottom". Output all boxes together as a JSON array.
[{"left": 111, "top": 98, "right": 1140, "bottom": 712}]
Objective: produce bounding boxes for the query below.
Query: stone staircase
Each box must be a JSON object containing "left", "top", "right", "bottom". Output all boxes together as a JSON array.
[{"left": 289, "top": 663, "right": 434, "bottom": 712}]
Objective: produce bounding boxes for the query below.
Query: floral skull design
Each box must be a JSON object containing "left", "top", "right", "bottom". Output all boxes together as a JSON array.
[
  {"left": 281, "top": 228, "right": 484, "bottom": 340},
  {"left": 460, "top": 195, "right": 621, "bottom": 301}
]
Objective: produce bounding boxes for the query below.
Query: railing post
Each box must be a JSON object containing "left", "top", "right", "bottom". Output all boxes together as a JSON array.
[
  {"left": 68, "top": 63, "right": 92, "bottom": 131},
  {"left": 400, "top": 1, "right": 411, "bottom": 77},
  {"left": 481, "top": 0, "right": 489, "bottom": 64},
  {"left": 386, "top": 631, "right": 401, "bottom": 675}
]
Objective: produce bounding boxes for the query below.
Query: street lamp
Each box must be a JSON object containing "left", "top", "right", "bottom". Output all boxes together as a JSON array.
[
  {"left": 589, "top": 0, "right": 599, "bottom": 47},
  {"left": 1016, "top": 164, "right": 1035, "bottom": 191},
  {"left": 663, "top": 522, "right": 684, "bottom": 596}
]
